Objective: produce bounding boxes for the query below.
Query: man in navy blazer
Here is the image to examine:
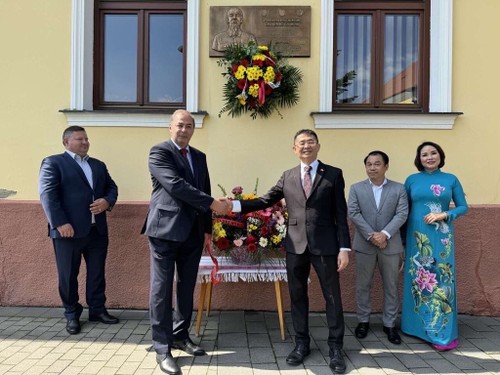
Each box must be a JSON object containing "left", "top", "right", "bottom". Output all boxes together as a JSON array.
[
  {"left": 348, "top": 151, "right": 408, "bottom": 345},
  {"left": 39, "top": 126, "right": 118, "bottom": 335},
  {"left": 142, "top": 110, "right": 229, "bottom": 375},
  {"left": 228, "top": 129, "right": 350, "bottom": 374}
]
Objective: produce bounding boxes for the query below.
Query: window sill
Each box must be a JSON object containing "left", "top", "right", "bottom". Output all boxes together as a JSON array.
[
  {"left": 60, "top": 109, "right": 208, "bottom": 128},
  {"left": 311, "top": 111, "right": 463, "bottom": 129}
]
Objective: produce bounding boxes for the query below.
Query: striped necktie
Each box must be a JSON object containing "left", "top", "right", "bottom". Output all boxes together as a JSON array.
[{"left": 303, "top": 165, "right": 312, "bottom": 197}]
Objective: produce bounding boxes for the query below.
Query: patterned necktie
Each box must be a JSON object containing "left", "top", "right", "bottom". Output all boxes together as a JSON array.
[
  {"left": 180, "top": 148, "right": 188, "bottom": 159},
  {"left": 303, "top": 165, "right": 312, "bottom": 197}
]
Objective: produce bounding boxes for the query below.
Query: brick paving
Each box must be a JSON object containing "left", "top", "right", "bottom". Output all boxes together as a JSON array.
[{"left": 0, "top": 307, "right": 499, "bottom": 374}]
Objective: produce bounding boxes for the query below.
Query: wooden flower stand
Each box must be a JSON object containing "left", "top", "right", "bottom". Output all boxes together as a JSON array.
[{"left": 195, "top": 256, "right": 287, "bottom": 340}]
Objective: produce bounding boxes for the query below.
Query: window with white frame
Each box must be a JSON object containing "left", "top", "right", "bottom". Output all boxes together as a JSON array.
[
  {"left": 94, "top": 1, "right": 186, "bottom": 110},
  {"left": 334, "top": 1, "right": 429, "bottom": 111},
  {"left": 65, "top": 0, "right": 204, "bottom": 128},
  {"left": 315, "top": 0, "right": 459, "bottom": 129}
]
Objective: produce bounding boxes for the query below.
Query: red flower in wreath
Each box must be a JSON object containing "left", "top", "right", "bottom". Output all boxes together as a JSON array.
[
  {"left": 246, "top": 235, "right": 258, "bottom": 244},
  {"left": 216, "top": 237, "right": 230, "bottom": 251},
  {"left": 247, "top": 243, "right": 257, "bottom": 253}
]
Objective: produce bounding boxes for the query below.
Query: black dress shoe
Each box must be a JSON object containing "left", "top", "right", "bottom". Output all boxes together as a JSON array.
[
  {"left": 354, "top": 322, "right": 369, "bottom": 339},
  {"left": 383, "top": 326, "right": 402, "bottom": 345},
  {"left": 329, "top": 348, "right": 346, "bottom": 374},
  {"left": 66, "top": 318, "right": 81, "bottom": 335},
  {"left": 156, "top": 353, "right": 181, "bottom": 375},
  {"left": 172, "top": 337, "right": 206, "bottom": 356},
  {"left": 89, "top": 312, "right": 119, "bottom": 324},
  {"left": 286, "top": 343, "right": 311, "bottom": 366}
]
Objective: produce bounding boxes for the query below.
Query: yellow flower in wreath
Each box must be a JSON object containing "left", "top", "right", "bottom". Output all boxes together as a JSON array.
[
  {"left": 248, "top": 84, "right": 259, "bottom": 98},
  {"left": 234, "top": 65, "right": 246, "bottom": 80}
]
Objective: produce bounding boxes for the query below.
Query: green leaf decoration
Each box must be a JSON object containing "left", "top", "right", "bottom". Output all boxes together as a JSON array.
[
  {"left": 433, "top": 287, "right": 453, "bottom": 314},
  {"left": 415, "top": 231, "right": 433, "bottom": 257}
]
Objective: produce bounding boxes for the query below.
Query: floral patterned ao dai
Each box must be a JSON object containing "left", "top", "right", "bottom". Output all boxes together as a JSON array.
[{"left": 401, "top": 169, "right": 468, "bottom": 346}]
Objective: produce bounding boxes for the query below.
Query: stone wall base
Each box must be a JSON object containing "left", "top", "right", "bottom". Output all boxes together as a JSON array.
[{"left": 1, "top": 201, "right": 498, "bottom": 316}]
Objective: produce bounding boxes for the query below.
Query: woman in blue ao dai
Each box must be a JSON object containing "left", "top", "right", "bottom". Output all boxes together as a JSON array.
[{"left": 401, "top": 142, "right": 468, "bottom": 351}]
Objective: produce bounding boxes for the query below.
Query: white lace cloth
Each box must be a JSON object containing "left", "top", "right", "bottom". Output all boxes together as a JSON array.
[{"left": 197, "top": 256, "right": 287, "bottom": 283}]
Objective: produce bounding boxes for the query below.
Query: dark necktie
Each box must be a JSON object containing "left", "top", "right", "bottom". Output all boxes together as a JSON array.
[
  {"left": 180, "top": 148, "right": 188, "bottom": 159},
  {"left": 303, "top": 165, "right": 312, "bottom": 197}
]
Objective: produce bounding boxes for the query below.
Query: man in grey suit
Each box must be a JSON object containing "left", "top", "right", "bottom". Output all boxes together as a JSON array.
[
  {"left": 348, "top": 150, "right": 408, "bottom": 345},
  {"left": 227, "top": 129, "right": 350, "bottom": 373}
]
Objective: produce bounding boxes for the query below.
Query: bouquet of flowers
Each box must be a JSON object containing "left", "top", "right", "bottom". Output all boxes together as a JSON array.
[
  {"left": 218, "top": 41, "right": 303, "bottom": 120},
  {"left": 212, "top": 179, "right": 287, "bottom": 265}
]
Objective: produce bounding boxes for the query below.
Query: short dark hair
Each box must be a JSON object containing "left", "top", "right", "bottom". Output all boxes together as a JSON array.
[
  {"left": 364, "top": 150, "right": 389, "bottom": 165},
  {"left": 62, "top": 126, "right": 85, "bottom": 141},
  {"left": 294, "top": 129, "right": 319, "bottom": 143},
  {"left": 414, "top": 141, "right": 446, "bottom": 171}
]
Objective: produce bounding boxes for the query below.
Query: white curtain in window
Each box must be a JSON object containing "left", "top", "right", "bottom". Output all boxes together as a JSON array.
[
  {"left": 335, "top": 15, "right": 371, "bottom": 104},
  {"left": 383, "top": 15, "right": 420, "bottom": 104}
]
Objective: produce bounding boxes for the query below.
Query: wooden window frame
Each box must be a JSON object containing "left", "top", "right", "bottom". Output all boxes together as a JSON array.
[
  {"left": 94, "top": 1, "right": 187, "bottom": 110},
  {"left": 333, "top": 1, "right": 430, "bottom": 112}
]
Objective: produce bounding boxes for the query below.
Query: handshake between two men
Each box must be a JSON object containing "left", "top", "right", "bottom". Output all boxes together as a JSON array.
[{"left": 209, "top": 197, "right": 233, "bottom": 215}]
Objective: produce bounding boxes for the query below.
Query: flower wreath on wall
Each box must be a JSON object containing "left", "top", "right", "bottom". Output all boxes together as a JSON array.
[
  {"left": 211, "top": 179, "right": 287, "bottom": 266},
  {"left": 217, "top": 41, "right": 303, "bottom": 120}
]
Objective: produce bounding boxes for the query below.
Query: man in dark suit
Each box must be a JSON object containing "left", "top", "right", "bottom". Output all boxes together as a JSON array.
[
  {"left": 348, "top": 151, "right": 408, "bottom": 345},
  {"left": 142, "top": 110, "right": 229, "bottom": 375},
  {"left": 39, "top": 126, "right": 119, "bottom": 335},
  {"left": 227, "top": 129, "right": 350, "bottom": 374}
]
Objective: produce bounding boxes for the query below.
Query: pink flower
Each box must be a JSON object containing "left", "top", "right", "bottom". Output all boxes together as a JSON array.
[
  {"left": 430, "top": 184, "right": 445, "bottom": 197},
  {"left": 260, "top": 208, "right": 272, "bottom": 218},
  {"left": 415, "top": 268, "right": 438, "bottom": 292},
  {"left": 441, "top": 238, "right": 450, "bottom": 246},
  {"left": 232, "top": 186, "right": 243, "bottom": 195},
  {"left": 233, "top": 238, "right": 244, "bottom": 247}
]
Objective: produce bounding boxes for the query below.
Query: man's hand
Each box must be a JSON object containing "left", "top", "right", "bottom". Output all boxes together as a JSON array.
[
  {"left": 57, "top": 223, "right": 75, "bottom": 238},
  {"left": 337, "top": 251, "right": 349, "bottom": 272},
  {"left": 369, "top": 232, "right": 388, "bottom": 249},
  {"left": 90, "top": 198, "right": 110, "bottom": 215},
  {"left": 210, "top": 198, "right": 232, "bottom": 214}
]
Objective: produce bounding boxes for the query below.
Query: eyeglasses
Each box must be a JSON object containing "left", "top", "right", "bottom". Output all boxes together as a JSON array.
[{"left": 295, "top": 140, "right": 317, "bottom": 147}]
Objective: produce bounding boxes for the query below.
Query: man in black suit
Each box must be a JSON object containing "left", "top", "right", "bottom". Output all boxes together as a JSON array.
[
  {"left": 227, "top": 129, "right": 350, "bottom": 373},
  {"left": 39, "top": 126, "right": 119, "bottom": 335},
  {"left": 142, "top": 110, "right": 229, "bottom": 375}
]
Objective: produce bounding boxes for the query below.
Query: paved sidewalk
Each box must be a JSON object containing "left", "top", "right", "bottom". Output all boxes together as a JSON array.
[{"left": 0, "top": 307, "right": 499, "bottom": 374}]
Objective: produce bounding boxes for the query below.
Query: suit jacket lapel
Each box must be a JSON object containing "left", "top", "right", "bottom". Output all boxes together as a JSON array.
[
  {"left": 363, "top": 180, "right": 378, "bottom": 210},
  {"left": 63, "top": 152, "right": 93, "bottom": 190},
  {"left": 291, "top": 165, "right": 305, "bottom": 197},
  {"left": 167, "top": 140, "right": 195, "bottom": 183},
  {"left": 189, "top": 148, "right": 201, "bottom": 188},
  {"left": 88, "top": 158, "right": 99, "bottom": 193},
  {"left": 310, "top": 162, "right": 325, "bottom": 197},
  {"left": 378, "top": 180, "right": 390, "bottom": 210}
]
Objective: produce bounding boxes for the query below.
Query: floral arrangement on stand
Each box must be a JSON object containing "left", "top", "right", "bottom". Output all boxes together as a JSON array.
[
  {"left": 217, "top": 41, "right": 303, "bottom": 120},
  {"left": 212, "top": 179, "right": 287, "bottom": 265}
]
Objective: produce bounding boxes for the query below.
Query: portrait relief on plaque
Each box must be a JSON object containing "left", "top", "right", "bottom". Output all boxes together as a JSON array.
[{"left": 209, "top": 6, "right": 311, "bottom": 57}]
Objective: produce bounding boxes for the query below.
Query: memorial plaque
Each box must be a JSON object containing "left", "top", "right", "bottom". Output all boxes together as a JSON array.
[{"left": 209, "top": 6, "right": 311, "bottom": 57}]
